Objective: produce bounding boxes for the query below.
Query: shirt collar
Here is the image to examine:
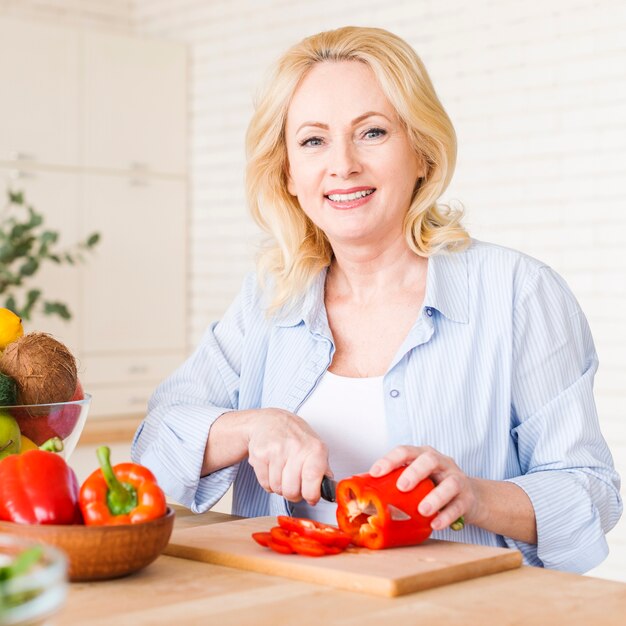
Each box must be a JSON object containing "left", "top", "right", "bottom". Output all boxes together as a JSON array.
[
  {"left": 275, "top": 267, "right": 329, "bottom": 334},
  {"left": 423, "top": 248, "right": 469, "bottom": 324},
  {"left": 275, "top": 245, "right": 470, "bottom": 330}
]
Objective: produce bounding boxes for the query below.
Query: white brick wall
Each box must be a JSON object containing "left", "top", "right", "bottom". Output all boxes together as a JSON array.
[{"left": 8, "top": 0, "right": 625, "bottom": 582}]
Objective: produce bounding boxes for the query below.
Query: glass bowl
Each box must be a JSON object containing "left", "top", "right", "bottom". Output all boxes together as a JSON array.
[
  {"left": 0, "top": 394, "right": 91, "bottom": 460},
  {"left": 0, "top": 534, "right": 68, "bottom": 626}
]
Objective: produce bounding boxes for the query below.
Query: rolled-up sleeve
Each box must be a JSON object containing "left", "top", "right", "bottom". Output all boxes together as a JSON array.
[
  {"left": 131, "top": 275, "right": 254, "bottom": 512},
  {"left": 505, "top": 266, "right": 622, "bottom": 572}
]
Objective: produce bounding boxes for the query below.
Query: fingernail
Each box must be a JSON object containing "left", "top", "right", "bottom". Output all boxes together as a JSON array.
[
  {"left": 370, "top": 464, "right": 382, "bottom": 476},
  {"left": 397, "top": 478, "right": 410, "bottom": 490},
  {"left": 419, "top": 502, "right": 432, "bottom": 515}
]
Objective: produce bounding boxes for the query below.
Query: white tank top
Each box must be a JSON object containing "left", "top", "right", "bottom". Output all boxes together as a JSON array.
[{"left": 292, "top": 370, "right": 387, "bottom": 524}]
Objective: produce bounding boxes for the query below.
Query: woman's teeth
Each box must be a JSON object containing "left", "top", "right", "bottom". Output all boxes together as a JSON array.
[{"left": 327, "top": 189, "right": 375, "bottom": 202}]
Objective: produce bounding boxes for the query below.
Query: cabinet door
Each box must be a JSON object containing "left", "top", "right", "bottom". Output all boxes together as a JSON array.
[
  {"left": 0, "top": 17, "right": 79, "bottom": 166},
  {"left": 82, "top": 31, "right": 187, "bottom": 175},
  {"left": 80, "top": 174, "right": 186, "bottom": 354},
  {"left": 0, "top": 167, "right": 81, "bottom": 354}
]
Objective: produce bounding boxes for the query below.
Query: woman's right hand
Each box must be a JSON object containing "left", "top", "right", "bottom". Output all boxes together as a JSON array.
[{"left": 246, "top": 408, "right": 331, "bottom": 505}]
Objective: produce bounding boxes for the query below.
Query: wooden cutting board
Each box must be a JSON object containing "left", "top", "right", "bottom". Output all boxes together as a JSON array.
[{"left": 165, "top": 516, "right": 522, "bottom": 597}]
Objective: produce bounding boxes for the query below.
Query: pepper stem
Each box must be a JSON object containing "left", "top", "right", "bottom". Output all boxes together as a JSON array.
[
  {"left": 96, "top": 445, "right": 137, "bottom": 516},
  {"left": 38, "top": 437, "right": 64, "bottom": 452}
]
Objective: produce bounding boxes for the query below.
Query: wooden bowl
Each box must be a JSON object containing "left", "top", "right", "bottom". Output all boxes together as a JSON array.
[{"left": 0, "top": 507, "right": 175, "bottom": 582}]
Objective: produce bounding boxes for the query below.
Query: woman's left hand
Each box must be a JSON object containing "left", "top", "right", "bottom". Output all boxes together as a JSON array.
[{"left": 369, "top": 445, "right": 483, "bottom": 530}]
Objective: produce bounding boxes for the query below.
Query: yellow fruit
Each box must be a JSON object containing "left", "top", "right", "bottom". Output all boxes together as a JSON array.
[
  {"left": 0, "top": 308, "right": 24, "bottom": 351},
  {"left": 20, "top": 434, "right": 38, "bottom": 452}
]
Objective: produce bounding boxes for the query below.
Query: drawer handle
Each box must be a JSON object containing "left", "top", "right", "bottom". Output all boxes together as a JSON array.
[
  {"left": 128, "top": 365, "right": 148, "bottom": 374},
  {"left": 129, "top": 396, "right": 148, "bottom": 405},
  {"left": 9, "top": 169, "right": 36, "bottom": 180},
  {"left": 12, "top": 152, "right": 36, "bottom": 161}
]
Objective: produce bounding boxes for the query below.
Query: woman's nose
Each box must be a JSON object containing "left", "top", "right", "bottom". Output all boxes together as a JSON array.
[{"left": 328, "top": 136, "right": 361, "bottom": 178}]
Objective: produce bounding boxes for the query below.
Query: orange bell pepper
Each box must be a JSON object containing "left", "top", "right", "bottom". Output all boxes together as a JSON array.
[{"left": 79, "top": 446, "right": 166, "bottom": 525}]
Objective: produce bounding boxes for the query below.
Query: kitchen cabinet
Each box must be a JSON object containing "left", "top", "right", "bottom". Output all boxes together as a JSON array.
[
  {"left": 0, "top": 16, "right": 188, "bottom": 420},
  {"left": 80, "top": 173, "right": 186, "bottom": 353},
  {"left": 0, "top": 17, "right": 80, "bottom": 167},
  {"left": 83, "top": 30, "right": 187, "bottom": 175}
]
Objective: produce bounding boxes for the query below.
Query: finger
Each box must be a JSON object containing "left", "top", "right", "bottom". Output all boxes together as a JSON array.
[
  {"left": 369, "top": 445, "right": 423, "bottom": 477},
  {"left": 396, "top": 448, "right": 443, "bottom": 491},
  {"left": 281, "top": 458, "right": 304, "bottom": 502},
  {"left": 417, "top": 474, "right": 462, "bottom": 517},
  {"left": 250, "top": 457, "right": 271, "bottom": 493},
  {"left": 430, "top": 496, "right": 466, "bottom": 531},
  {"left": 268, "top": 458, "right": 285, "bottom": 496},
  {"left": 300, "top": 453, "right": 330, "bottom": 505}
]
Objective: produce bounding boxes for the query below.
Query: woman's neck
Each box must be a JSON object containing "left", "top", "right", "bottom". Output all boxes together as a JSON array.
[{"left": 327, "top": 238, "right": 427, "bottom": 306}]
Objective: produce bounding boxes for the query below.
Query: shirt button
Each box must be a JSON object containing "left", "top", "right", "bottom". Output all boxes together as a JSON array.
[
  {"left": 390, "top": 389, "right": 400, "bottom": 398},
  {"left": 425, "top": 307, "right": 433, "bottom": 317}
]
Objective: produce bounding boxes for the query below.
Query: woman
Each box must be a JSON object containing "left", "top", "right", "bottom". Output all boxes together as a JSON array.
[{"left": 132, "top": 26, "right": 622, "bottom": 572}]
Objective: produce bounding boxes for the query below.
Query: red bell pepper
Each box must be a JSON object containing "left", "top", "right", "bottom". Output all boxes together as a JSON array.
[
  {"left": 335, "top": 466, "right": 437, "bottom": 549},
  {"left": 0, "top": 448, "right": 82, "bottom": 525},
  {"left": 79, "top": 446, "right": 166, "bottom": 525}
]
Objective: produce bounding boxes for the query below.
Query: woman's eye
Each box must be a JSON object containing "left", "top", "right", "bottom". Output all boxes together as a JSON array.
[
  {"left": 363, "top": 127, "right": 387, "bottom": 140},
  {"left": 299, "top": 136, "right": 324, "bottom": 147}
]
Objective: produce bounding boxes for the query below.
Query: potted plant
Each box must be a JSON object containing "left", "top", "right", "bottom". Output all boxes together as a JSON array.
[{"left": 0, "top": 189, "right": 100, "bottom": 321}]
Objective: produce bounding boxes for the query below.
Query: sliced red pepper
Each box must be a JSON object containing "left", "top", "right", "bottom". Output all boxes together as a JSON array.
[
  {"left": 335, "top": 466, "right": 436, "bottom": 550},
  {"left": 289, "top": 534, "right": 328, "bottom": 557},
  {"left": 270, "top": 526, "right": 294, "bottom": 546},
  {"left": 276, "top": 516, "right": 352, "bottom": 549},
  {"left": 251, "top": 532, "right": 271, "bottom": 547},
  {"left": 267, "top": 538, "right": 294, "bottom": 555},
  {"left": 251, "top": 520, "right": 351, "bottom": 557}
]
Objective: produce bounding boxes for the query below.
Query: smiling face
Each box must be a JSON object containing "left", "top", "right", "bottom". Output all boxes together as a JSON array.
[{"left": 285, "top": 61, "right": 425, "bottom": 251}]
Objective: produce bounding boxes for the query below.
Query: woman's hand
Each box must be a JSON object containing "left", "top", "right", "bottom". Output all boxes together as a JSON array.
[
  {"left": 369, "top": 445, "right": 483, "bottom": 531},
  {"left": 246, "top": 408, "right": 331, "bottom": 505}
]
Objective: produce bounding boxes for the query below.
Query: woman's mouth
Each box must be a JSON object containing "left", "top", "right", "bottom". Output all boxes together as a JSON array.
[{"left": 325, "top": 187, "right": 376, "bottom": 209}]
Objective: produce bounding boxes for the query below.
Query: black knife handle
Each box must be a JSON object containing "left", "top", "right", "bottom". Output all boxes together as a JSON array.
[{"left": 320, "top": 475, "right": 336, "bottom": 503}]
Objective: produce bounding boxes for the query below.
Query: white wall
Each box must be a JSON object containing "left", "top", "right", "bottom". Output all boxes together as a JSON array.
[
  {"left": 0, "top": 0, "right": 133, "bottom": 29},
  {"left": 7, "top": 0, "right": 625, "bottom": 582}
]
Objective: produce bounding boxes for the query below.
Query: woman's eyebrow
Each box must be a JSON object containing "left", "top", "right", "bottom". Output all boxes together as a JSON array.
[{"left": 295, "top": 111, "right": 392, "bottom": 135}]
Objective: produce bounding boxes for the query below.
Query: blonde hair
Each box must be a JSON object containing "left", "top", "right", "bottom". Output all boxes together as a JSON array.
[{"left": 246, "top": 26, "right": 470, "bottom": 313}]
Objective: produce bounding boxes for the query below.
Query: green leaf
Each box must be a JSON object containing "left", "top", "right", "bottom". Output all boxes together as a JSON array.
[
  {"left": 19, "top": 257, "right": 39, "bottom": 277},
  {"left": 10, "top": 223, "right": 29, "bottom": 239},
  {"left": 48, "top": 254, "right": 61, "bottom": 263},
  {"left": 43, "top": 301, "right": 71, "bottom": 320},
  {"left": 4, "top": 296, "right": 17, "bottom": 313},
  {"left": 8, "top": 190, "right": 24, "bottom": 205},
  {"left": 26, "top": 207, "right": 43, "bottom": 229},
  {"left": 86, "top": 232, "right": 101, "bottom": 247},
  {"left": 64, "top": 254, "right": 75, "bottom": 265},
  {"left": 40, "top": 230, "right": 58, "bottom": 245},
  {"left": 22, "top": 289, "right": 41, "bottom": 319}
]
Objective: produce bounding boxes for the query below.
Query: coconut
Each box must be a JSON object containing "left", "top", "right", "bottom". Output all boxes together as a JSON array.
[
  {"left": 0, "top": 332, "right": 78, "bottom": 406},
  {"left": 0, "top": 372, "right": 17, "bottom": 406}
]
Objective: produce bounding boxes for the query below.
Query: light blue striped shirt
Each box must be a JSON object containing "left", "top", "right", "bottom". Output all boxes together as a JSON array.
[{"left": 132, "top": 239, "right": 622, "bottom": 573}]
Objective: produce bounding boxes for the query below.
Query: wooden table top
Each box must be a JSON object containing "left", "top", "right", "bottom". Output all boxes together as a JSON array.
[{"left": 57, "top": 506, "right": 626, "bottom": 626}]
